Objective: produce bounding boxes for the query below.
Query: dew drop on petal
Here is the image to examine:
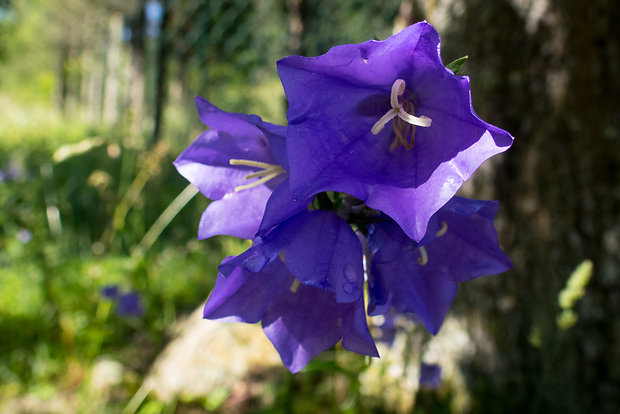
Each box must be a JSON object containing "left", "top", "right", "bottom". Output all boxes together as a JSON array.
[
  {"left": 342, "top": 283, "right": 355, "bottom": 294},
  {"left": 343, "top": 263, "right": 358, "bottom": 283}
]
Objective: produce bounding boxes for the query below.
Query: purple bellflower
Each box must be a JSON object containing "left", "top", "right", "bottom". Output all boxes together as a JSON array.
[
  {"left": 204, "top": 258, "right": 378, "bottom": 373},
  {"left": 220, "top": 209, "right": 364, "bottom": 304},
  {"left": 174, "top": 97, "right": 308, "bottom": 240},
  {"left": 277, "top": 22, "right": 514, "bottom": 241},
  {"left": 367, "top": 196, "right": 512, "bottom": 334}
]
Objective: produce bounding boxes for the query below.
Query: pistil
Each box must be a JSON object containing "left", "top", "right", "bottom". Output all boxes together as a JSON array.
[
  {"left": 371, "top": 79, "right": 432, "bottom": 150},
  {"left": 229, "top": 159, "right": 285, "bottom": 192}
]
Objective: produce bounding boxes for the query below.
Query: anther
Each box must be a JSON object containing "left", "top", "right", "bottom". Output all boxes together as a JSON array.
[
  {"left": 371, "top": 79, "right": 432, "bottom": 150},
  {"left": 290, "top": 278, "right": 301, "bottom": 293},
  {"left": 229, "top": 159, "right": 285, "bottom": 192},
  {"left": 417, "top": 246, "right": 429, "bottom": 266},
  {"left": 436, "top": 221, "right": 448, "bottom": 237}
]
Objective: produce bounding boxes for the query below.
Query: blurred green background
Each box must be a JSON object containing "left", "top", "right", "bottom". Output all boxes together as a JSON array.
[{"left": 1, "top": 0, "right": 618, "bottom": 413}]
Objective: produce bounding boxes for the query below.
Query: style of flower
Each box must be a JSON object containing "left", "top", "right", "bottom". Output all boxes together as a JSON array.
[
  {"left": 204, "top": 258, "right": 378, "bottom": 373},
  {"left": 173, "top": 97, "right": 308, "bottom": 240},
  {"left": 367, "top": 196, "right": 512, "bottom": 334},
  {"left": 277, "top": 22, "right": 514, "bottom": 241}
]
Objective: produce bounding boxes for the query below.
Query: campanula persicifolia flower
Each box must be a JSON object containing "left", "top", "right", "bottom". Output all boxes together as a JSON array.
[
  {"left": 220, "top": 209, "right": 364, "bottom": 304},
  {"left": 367, "top": 196, "right": 512, "bottom": 334},
  {"left": 204, "top": 258, "right": 378, "bottom": 373},
  {"left": 174, "top": 97, "right": 308, "bottom": 240},
  {"left": 277, "top": 22, "right": 513, "bottom": 241}
]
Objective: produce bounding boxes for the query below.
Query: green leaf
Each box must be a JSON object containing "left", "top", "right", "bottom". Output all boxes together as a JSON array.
[{"left": 446, "top": 55, "right": 468, "bottom": 75}]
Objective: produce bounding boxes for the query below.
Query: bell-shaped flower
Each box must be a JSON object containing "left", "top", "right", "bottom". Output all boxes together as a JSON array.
[
  {"left": 367, "top": 196, "right": 512, "bottom": 334},
  {"left": 221, "top": 209, "right": 364, "bottom": 304},
  {"left": 204, "top": 258, "right": 378, "bottom": 373},
  {"left": 277, "top": 22, "right": 513, "bottom": 241},
  {"left": 174, "top": 97, "right": 308, "bottom": 240}
]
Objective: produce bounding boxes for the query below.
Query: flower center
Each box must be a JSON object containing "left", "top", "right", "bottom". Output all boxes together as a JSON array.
[
  {"left": 229, "top": 159, "right": 285, "bottom": 192},
  {"left": 371, "top": 79, "right": 432, "bottom": 151}
]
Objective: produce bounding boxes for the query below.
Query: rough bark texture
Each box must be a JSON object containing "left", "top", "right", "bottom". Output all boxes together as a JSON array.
[{"left": 412, "top": 0, "right": 620, "bottom": 412}]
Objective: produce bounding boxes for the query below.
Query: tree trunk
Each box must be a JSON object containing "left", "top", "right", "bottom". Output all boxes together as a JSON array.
[
  {"left": 418, "top": 0, "right": 620, "bottom": 412},
  {"left": 151, "top": 0, "right": 171, "bottom": 147},
  {"left": 103, "top": 11, "right": 124, "bottom": 125}
]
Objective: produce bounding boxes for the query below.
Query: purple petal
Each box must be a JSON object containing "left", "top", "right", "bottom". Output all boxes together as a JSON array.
[
  {"left": 173, "top": 129, "right": 279, "bottom": 199},
  {"left": 257, "top": 178, "right": 311, "bottom": 235},
  {"left": 370, "top": 255, "right": 458, "bottom": 335},
  {"left": 222, "top": 211, "right": 364, "bottom": 302},
  {"left": 431, "top": 197, "right": 513, "bottom": 281},
  {"left": 197, "top": 178, "right": 279, "bottom": 240},
  {"left": 364, "top": 129, "right": 511, "bottom": 241},
  {"left": 281, "top": 210, "right": 364, "bottom": 302},
  {"left": 262, "top": 283, "right": 377, "bottom": 373},
  {"left": 195, "top": 96, "right": 266, "bottom": 139},
  {"left": 259, "top": 122, "right": 290, "bottom": 171},
  {"left": 341, "top": 296, "right": 379, "bottom": 357},
  {"left": 204, "top": 258, "right": 291, "bottom": 323},
  {"left": 368, "top": 196, "right": 512, "bottom": 333}
]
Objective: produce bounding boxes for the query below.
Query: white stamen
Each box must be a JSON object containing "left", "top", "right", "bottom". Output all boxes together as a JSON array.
[
  {"left": 229, "top": 158, "right": 285, "bottom": 192},
  {"left": 417, "top": 246, "right": 429, "bottom": 266},
  {"left": 436, "top": 221, "right": 448, "bottom": 237},
  {"left": 371, "top": 79, "right": 432, "bottom": 135}
]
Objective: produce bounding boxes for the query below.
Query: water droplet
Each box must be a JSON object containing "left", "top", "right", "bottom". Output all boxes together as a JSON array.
[
  {"left": 342, "top": 283, "right": 355, "bottom": 294},
  {"left": 343, "top": 263, "right": 358, "bottom": 283}
]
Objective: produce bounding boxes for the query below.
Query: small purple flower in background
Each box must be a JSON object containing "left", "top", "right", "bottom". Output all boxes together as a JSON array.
[
  {"left": 101, "top": 284, "right": 120, "bottom": 300},
  {"left": 204, "top": 258, "right": 378, "bottom": 373},
  {"left": 174, "top": 97, "right": 308, "bottom": 240},
  {"left": 277, "top": 22, "right": 513, "bottom": 241},
  {"left": 419, "top": 363, "right": 442, "bottom": 389},
  {"left": 100, "top": 285, "right": 144, "bottom": 317},
  {"left": 117, "top": 292, "right": 144, "bottom": 317}
]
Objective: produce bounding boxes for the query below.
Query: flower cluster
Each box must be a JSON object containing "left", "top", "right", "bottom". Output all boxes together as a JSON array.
[{"left": 175, "top": 22, "right": 513, "bottom": 373}]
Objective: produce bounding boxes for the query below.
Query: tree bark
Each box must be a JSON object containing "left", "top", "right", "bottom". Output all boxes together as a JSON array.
[{"left": 418, "top": 0, "right": 620, "bottom": 412}]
